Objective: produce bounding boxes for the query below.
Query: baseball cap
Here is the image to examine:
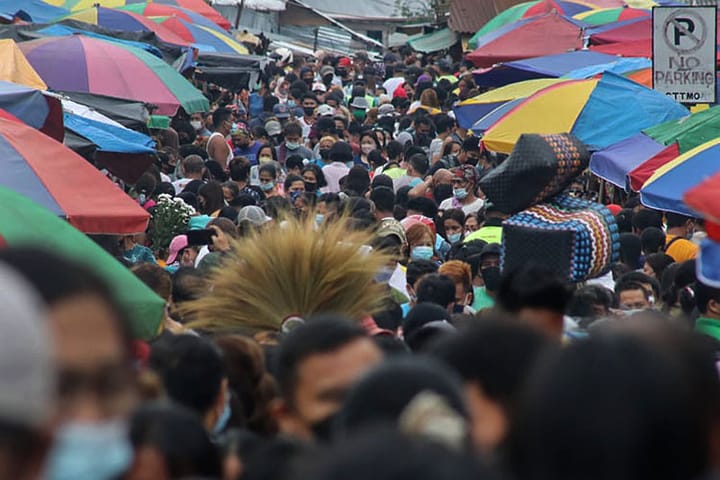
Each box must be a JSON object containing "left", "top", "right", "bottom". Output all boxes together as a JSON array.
[
  {"left": 237, "top": 206, "right": 271, "bottom": 226},
  {"left": 272, "top": 103, "right": 291, "bottom": 119},
  {"left": 316, "top": 104, "right": 336, "bottom": 117},
  {"left": 479, "top": 243, "right": 501, "bottom": 260},
  {"left": 0, "top": 264, "right": 53, "bottom": 429},
  {"left": 167, "top": 234, "right": 189, "bottom": 264},
  {"left": 312, "top": 82, "right": 327, "bottom": 93},
  {"left": 378, "top": 104, "right": 396, "bottom": 118},
  {"left": 265, "top": 120, "right": 282, "bottom": 136},
  {"left": 320, "top": 65, "right": 335, "bottom": 77},
  {"left": 376, "top": 218, "right": 408, "bottom": 246},
  {"left": 338, "top": 57, "right": 352, "bottom": 68},
  {"left": 350, "top": 97, "right": 369, "bottom": 110}
]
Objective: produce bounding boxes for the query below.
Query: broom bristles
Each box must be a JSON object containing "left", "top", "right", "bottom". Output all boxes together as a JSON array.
[{"left": 182, "top": 216, "right": 392, "bottom": 332}]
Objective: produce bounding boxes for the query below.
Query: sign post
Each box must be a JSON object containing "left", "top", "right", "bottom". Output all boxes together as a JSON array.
[{"left": 652, "top": 6, "right": 717, "bottom": 104}]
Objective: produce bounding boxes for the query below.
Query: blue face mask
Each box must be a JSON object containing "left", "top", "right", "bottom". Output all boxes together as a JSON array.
[
  {"left": 411, "top": 246, "right": 434, "bottom": 261},
  {"left": 448, "top": 232, "right": 462, "bottom": 244},
  {"left": 260, "top": 181, "right": 274, "bottom": 192},
  {"left": 315, "top": 213, "right": 325, "bottom": 226},
  {"left": 44, "top": 420, "right": 132, "bottom": 480},
  {"left": 213, "top": 394, "right": 232, "bottom": 435},
  {"left": 453, "top": 188, "right": 468, "bottom": 200}
]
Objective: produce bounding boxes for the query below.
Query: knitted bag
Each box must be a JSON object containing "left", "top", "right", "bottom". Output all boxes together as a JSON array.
[
  {"left": 479, "top": 133, "right": 589, "bottom": 214},
  {"left": 501, "top": 195, "right": 620, "bottom": 282}
]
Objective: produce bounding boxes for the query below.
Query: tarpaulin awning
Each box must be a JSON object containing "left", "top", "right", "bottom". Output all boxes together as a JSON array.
[
  {"left": 407, "top": 28, "right": 458, "bottom": 53},
  {"left": 194, "top": 52, "right": 266, "bottom": 92},
  {"left": 54, "top": 91, "right": 150, "bottom": 132}
]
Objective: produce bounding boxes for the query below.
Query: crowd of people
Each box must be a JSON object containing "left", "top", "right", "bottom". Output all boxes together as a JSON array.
[{"left": 4, "top": 46, "right": 720, "bottom": 480}]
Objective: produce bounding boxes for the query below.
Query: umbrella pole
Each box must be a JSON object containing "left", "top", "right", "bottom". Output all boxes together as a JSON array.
[{"left": 235, "top": 0, "right": 246, "bottom": 29}]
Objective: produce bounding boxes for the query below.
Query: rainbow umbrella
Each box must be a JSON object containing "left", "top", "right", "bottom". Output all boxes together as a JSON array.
[
  {"left": 117, "top": 1, "right": 226, "bottom": 34},
  {"left": 59, "top": 6, "right": 191, "bottom": 47},
  {"left": 157, "top": 16, "right": 248, "bottom": 54},
  {"left": 640, "top": 139, "right": 720, "bottom": 216},
  {"left": 573, "top": 6, "right": 649, "bottom": 25},
  {"left": 468, "top": 0, "right": 595, "bottom": 48},
  {"left": 19, "top": 35, "right": 209, "bottom": 116},
  {"left": 0, "top": 185, "right": 163, "bottom": 340},
  {"left": 481, "top": 72, "right": 688, "bottom": 154}
]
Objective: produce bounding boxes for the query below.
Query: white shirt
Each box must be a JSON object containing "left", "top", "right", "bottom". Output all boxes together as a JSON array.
[
  {"left": 322, "top": 162, "right": 350, "bottom": 193},
  {"left": 172, "top": 178, "right": 193, "bottom": 194},
  {"left": 439, "top": 197, "right": 484, "bottom": 215}
]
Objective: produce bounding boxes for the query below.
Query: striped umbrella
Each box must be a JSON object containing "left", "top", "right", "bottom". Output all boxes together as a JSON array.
[
  {"left": 157, "top": 16, "right": 249, "bottom": 54},
  {"left": 19, "top": 35, "right": 209, "bottom": 116},
  {"left": 117, "top": 1, "right": 227, "bottom": 34},
  {"left": 573, "top": 6, "right": 649, "bottom": 25}
]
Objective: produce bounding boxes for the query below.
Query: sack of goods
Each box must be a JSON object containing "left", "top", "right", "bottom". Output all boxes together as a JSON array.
[
  {"left": 479, "top": 133, "right": 589, "bottom": 215},
  {"left": 502, "top": 194, "right": 620, "bottom": 282}
]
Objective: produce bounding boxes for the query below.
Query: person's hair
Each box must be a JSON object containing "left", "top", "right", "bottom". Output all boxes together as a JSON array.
[
  {"left": 259, "top": 163, "right": 278, "bottom": 180},
  {"left": 438, "top": 260, "right": 472, "bottom": 293},
  {"left": 183, "top": 155, "right": 205, "bottom": 175},
  {"left": 408, "top": 153, "right": 429, "bottom": 176},
  {"left": 694, "top": 281, "right": 720, "bottom": 314},
  {"left": 319, "top": 193, "right": 342, "bottom": 212},
  {"left": 442, "top": 141, "right": 461, "bottom": 157},
  {"left": 615, "top": 208, "right": 634, "bottom": 234},
  {"left": 149, "top": 334, "right": 225, "bottom": 416},
  {"left": 263, "top": 95, "right": 279, "bottom": 112},
  {"left": 666, "top": 212, "right": 693, "bottom": 229},
  {"left": 222, "top": 181, "right": 240, "bottom": 202},
  {"left": 367, "top": 150, "right": 385, "bottom": 169},
  {"left": 497, "top": 265, "right": 571, "bottom": 314},
  {"left": 566, "top": 285, "right": 616, "bottom": 318},
  {"left": 286, "top": 155, "right": 304, "bottom": 173},
  {"left": 208, "top": 217, "right": 238, "bottom": 239},
  {"left": 617, "top": 271, "right": 661, "bottom": 299},
  {"left": 264, "top": 196, "right": 291, "bottom": 219},
  {"left": 402, "top": 302, "right": 453, "bottom": 352},
  {"left": 172, "top": 267, "right": 205, "bottom": 304},
  {"left": 345, "top": 166, "right": 371, "bottom": 196},
  {"left": 419, "top": 89, "right": 440, "bottom": 108},
  {"left": 614, "top": 279, "right": 650, "bottom": 300},
  {"left": 433, "top": 114, "right": 454, "bottom": 134},
  {"left": 215, "top": 335, "right": 278, "bottom": 435},
  {"left": 212, "top": 108, "right": 232, "bottom": 129},
  {"left": 406, "top": 197, "right": 438, "bottom": 219},
  {"left": 274, "top": 317, "right": 368, "bottom": 407},
  {"left": 640, "top": 227, "right": 666, "bottom": 254},
  {"left": 644, "top": 253, "right": 675, "bottom": 281},
  {"left": 415, "top": 274, "right": 456, "bottom": 308},
  {"left": 441, "top": 209, "right": 465, "bottom": 237},
  {"left": 258, "top": 145, "right": 278, "bottom": 161},
  {"left": 632, "top": 209, "right": 663, "bottom": 232},
  {"left": 283, "top": 174, "right": 304, "bottom": 193},
  {"left": 360, "top": 131, "right": 381, "bottom": 151},
  {"left": 302, "top": 164, "right": 327, "bottom": 188},
  {"left": 130, "top": 402, "right": 221, "bottom": 479},
  {"left": 461, "top": 137, "right": 480, "bottom": 153},
  {"left": 283, "top": 122, "right": 302, "bottom": 138},
  {"left": 386, "top": 140, "right": 403, "bottom": 161},
  {"left": 301, "top": 92, "right": 318, "bottom": 104},
  {"left": 618, "top": 233, "right": 642, "bottom": 270},
  {"left": 406, "top": 259, "right": 439, "bottom": 287},
  {"left": 370, "top": 186, "right": 395, "bottom": 213},
  {"left": 135, "top": 173, "right": 157, "bottom": 198},
  {"left": 198, "top": 181, "right": 225, "bottom": 215},
  {"left": 131, "top": 263, "right": 172, "bottom": 301},
  {"left": 406, "top": 223, "right": 434, "bottom": 249}
]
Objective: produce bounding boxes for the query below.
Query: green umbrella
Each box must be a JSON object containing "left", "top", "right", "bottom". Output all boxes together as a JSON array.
[
  {"left": 643, "top": 106, "right": 720, "bottom": 153},
  {"left": 0, "top": 186, "right": 164, "bottom": 340}
]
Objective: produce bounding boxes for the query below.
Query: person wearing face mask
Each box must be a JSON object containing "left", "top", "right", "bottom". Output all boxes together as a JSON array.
[
  {"left": 258, "top": 164, "right": 280, "bottom": 199},
  {"left": 349, "top": 97, "right": 369, "bottom": 122},
  {"left": 297, "top": 93, "right": 318, "bottom": 140},
  {"left": 442, "top": 208, "right": 466, "bottom": 245},
  {"left": 438, "top": 260, "right": 476, "bottom": 315},
  {"left": 353, "top": 131, "right": 381, "bottom": 170},
  {"left": 440, "top": 165, "right": 484, "bottom": 215},
  {"left": 276, "top": 122, "right": 313, "bottom": 167},
  {"left": 314, "top": 136, "right": 336, "bottom": 168},
  {"left": 190, "top": 113, "right": 211, "bottom": 137},
  {"left": 473, "top": 243, "right": 501, "bottom": 312},
  {"left": 406, "top": 223, "right": 436, "bottom": 263},
  {"left": 302, "top": 164, "right": 327, "bottom": 195}
]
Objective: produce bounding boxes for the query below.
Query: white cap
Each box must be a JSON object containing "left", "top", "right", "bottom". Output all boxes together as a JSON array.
[
  {"left": 312, "top": 82, "right": 327, "bottom": 93},
  {"left": 316, "top": 104, "right": 336, "bottom": 117}
]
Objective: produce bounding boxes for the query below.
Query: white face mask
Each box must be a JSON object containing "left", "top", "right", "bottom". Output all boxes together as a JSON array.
[
  {"left": 190, "top": 120, "right": 202, "bottom": 130},
  {"left": 361, "top": 144, "right": 374, "bottom": 155}
]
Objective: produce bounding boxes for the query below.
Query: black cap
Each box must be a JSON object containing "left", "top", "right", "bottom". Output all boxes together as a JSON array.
[
  {"left": 329, "top": 141, "right": 353, "bottom": 164},
  {"left": 479, "top": 243, "right": 501, "bottom": 259}
]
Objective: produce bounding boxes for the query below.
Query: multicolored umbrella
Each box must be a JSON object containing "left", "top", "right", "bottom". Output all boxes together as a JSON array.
[
  {"left": 641, "top": 139, "right": 720, "bottom": 216},
  {"left": 157, "top": 16, "right": 249, "bottom": 54},
  {"left": 0, "top": 39, "right": 46, "bottom": 91},
  {"left": 0, "top": 81, "right": 64, "bottom": 142},
  {"left": 0, "top": 185, "right": 163, "bottom": 340},
  {"left": 468, "top": 0, "right": 595, "bottom": 48},
  {"left": 481, "top": 73, "right": 688, "bottom": 154},
  {"left": 466, "top": 13, "right": 585, "bottom": 68},
  {"left": 0, "top": 0, "right": 69, "bottom": 22},
  {"left": 117, "top": 1, "right": 226, "bottom": 33},
  {"left": 0, "top": 115, "right": 150, "bottom": 234},
  {"left": 573, "top": 6, "right": 649, "bottom": 25},
  {"left": 19, "top": 35, "right": 209, "bottom": 116},
  {"left": 59, "top": 6, "right": 191, "bottom": 46}
]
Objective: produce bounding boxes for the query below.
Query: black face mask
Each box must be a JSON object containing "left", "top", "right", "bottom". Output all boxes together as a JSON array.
[
  {"left": 319, "top": 148, "right": 331, "bottom": 160},
  {"left": 303, "top": 107, "right": 315, "bottom": 117},
  {"left": 481, "top": 266, "right": 501, "bottom": 293},
  {"left": 309, "top": 413, "right": 337, "bottom": 443},
  {"left": 323, "top": 74, "right": 333, "bottom": 87},
  {"left": 304, "top": 181, "right": 317, "bottom": 192}
]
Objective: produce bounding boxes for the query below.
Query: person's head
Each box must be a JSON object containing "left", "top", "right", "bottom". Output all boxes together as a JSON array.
[
  {"left": 442, "top": 208, "right": 466, "bottom": 244},
  {"left": 416, "top": 274, "right": 456, "bottom": 311},
  {"left": 406, "top": 197, "right": 438, "bottom": 219},
  {"left": 666, "top": 212, "right": 695, "bottom": 237},
  {"left": 286, "top": 155, "right": 304, "bottom": 177},
  {"left": 283, "top": 122, "right": 303, "bottom": 149},
  {"left": 131, "top": 263, "right": 172, "bottom": 303},
  {"left": 695, "top": 281, "right": 720, "bottom": 320},
  {"left": 438, "top": 260, "right": 473, "bottom": 312},
  {"left": 406, "top": 260, "right": 439, "bottom": 303},
  {"left": 386, "top": 140, "right": 404, "bottom": 162},
  {"left": 128, "top": 403, "right": 221, "bottom": 480},
  {"left": 618, "top": 233, "right": 642, "bottom": 270},
  {"left": 329, "top": 141, "right": 354, "bottom": 164},
  {"left": 406, "top": 153, "right": 429, "bottom": 178},
  {"left": 317, "top": 193, "right": 342, "bottom": 221},
  {"left": 402, "top": 302, "right": 455, "bottom": 352},
  {"left": 259, "top": 164, "right": 278, "bottom": 193},
  {"left": 317, "top": 136, "right": 336, "bottom": 161},
  {"left": 497, "top": 265, "right": 571, "bottom": 338},
  {"left": 301, "top": 93, "right": 318, "bottom": 118},
  {"left": 615, "top": 280, "right": 652, "bottom": 311},
  {"left": 615, "top": 208, "right": 634, "bottom": 233},
  {"left": 228, "top": 158, "right": 252, "bottom": 185},
  {"left": 632, "top": 208, "right": 663, "bottom": 234},
  {"left": 345, "top": 166, "right": 371, "bottom": 197},
  {"left": 459, "top": 137, "right": 480, "bottom": 165},
  {"left": 257, "top": 145, "right": 277, "bottom": 165},
  {"left": 272, "top": 317, "right": 383, "bottom": 441},
  {"left": 370, "top": 186, "right": 395, "bottom": 216},
  {"left": 198, "top": 181, "right": 225, "bottom": 215},
  {"left": 464, "top": 212, "right": 480, "bottom": 234},
  {"left": 641, "top": 227, "right": 666, "bottom": 255},
  {"left": 566, "top": 284, "right": 615, "bottom": 320},
  {"left": 149, "top": 334, "right": 229, "bottom": 434},
  {"left": 642, "top": 252, "right": 674, "bottom": 281},
  {"left": 302, "top": 164, "right": 327, "bottom": 192},
  {"left": 451, "top": 165, "right": 478, "bottom": 202},
  {"left": 284, "top": 174, "right": 306, "bottom": 198},
  {"left": 222, "top": 181, "right": 240, "bottom": 203},
  {"left": 182, "top": 155, "right": 205, "bottom": 179},
  {"left": 359, "top": 132, "right": 381, "bottom": 157},
  {"left": 406, "top": 223, "right": 434, "bottom": 262},
  {"left": 213, "top": 108, "right": 233, "bottom": 134},
  {"left": 432, "top": 316, "right": 554, "bottom": 454}
]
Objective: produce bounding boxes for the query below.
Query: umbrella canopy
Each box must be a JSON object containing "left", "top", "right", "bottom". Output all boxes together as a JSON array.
[
  {"left": 0, "top": 115, "right": 150, "bottom": 234},
  {"left": 0, "top": 39, "right": 46, "bottom": 90},
  {"left": 472, "top": 50, "right": 618, "bottom": 87},
  {"left": 19, "top": 35, "right": 209, "bottom": 116},
  {"left": 481, "top": 72, "right": 689, "bottom": 154},
  {"left": 573, "top": 6, "right": 649, "bottom": 25},
  {"left": 0, "top": 185, "right": 163, "bottom": 340},
  {"left": 117, "top": 1, "right": 227, "bottom": 33},
  {"left": 641, "top": 139, "right": 720, "bottom": 216},
  {"left": 453, "top": 78, "right": 564, "bottom": 128},
  {"left": 152, "top": 0, "right": 230, "bottom": 30},
  {"left": 157, "top": 16, "right": 248, "bottom": 54},
  {"left": 588, "top": 17, "right": 650, "bottom": 44},
  {"left": 59, "top": 6, "right": 191, "bottom": 47},
  {"left": 466, "top": 13, "right": 585, "bottom": 68},
  {"left": 468, "top": 0, "right": 594, "bottom": 48},
  {"left": 0, "top": 0, "right": 69, "bottom": 22},
  {"left": 0, "top": 81, "right": 64, "bottom": 142}
]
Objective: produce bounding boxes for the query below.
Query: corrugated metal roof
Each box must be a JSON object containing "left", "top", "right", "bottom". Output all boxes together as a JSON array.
[
  {"left": 449, "top": 0, "right": 528, "bottom": 35},
  {"left": 407, "top": 27, "right": 458, "bottom": 52},
  {"left": 297, "top": 0, "right": 423, "bottom": 19},
  {"left": 277, "top": 25, "right": 356, "bottom": 54}
]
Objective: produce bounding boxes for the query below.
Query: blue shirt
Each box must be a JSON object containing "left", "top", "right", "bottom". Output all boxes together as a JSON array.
[
  {"left": 233, "top": 141, "right": 262, "bottom": 165},
  {"left": 122, "top": 245, "right": 156, "bottom": 265}
]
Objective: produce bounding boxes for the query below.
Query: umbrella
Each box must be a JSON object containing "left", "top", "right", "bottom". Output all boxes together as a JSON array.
[
  {"left": 157, "top": 16, "right": 248, "bottom": 54},
  {"left": 481, "top": 72, "right": 688, "bottom": 154},
  {"left": 588, "top": 17, "right": 650, "bottom": 45},
  {"left": 640, "top": 139, "right": 720, "bottom": 216},
  {"left": 0, "top": 81, "right": 64, "bottom": 141},
  {"left": 0, "top": 39, "right": 46, "bottom": 90},
  {"left": 152, "top": 0, "right": 230, "bottom": 30},
  {"left": 59, "top": 6, "right": 191, "bottom": 47},
  {"left": 0, "top": 0, "right": 69, "bottom": 22},
  {"left": 0, "top": 185, "right": 163, "bottom": 340},
  {"left": 19, "top": 35, "right": 209, "bottom": 116},
  {"left": 117, "top": 1, "right": 227, "bottom": 33},
  {"left": 573, "top": 6, "right": 649, "bottom": 25},
  {"left": 591, "top": 106, "right": 720, "bottom": 189},
  {"left": 468, "top": 0, "right": 595, "bottom": 48},
  {"left": 466, "top": 13, "right": 585, "bottom": 68},
  {"left": 453, "top": 78, "right": 564, "bottom": 128}
]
